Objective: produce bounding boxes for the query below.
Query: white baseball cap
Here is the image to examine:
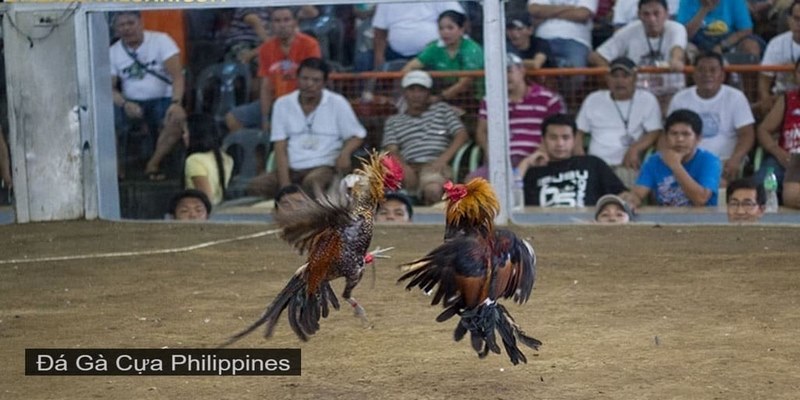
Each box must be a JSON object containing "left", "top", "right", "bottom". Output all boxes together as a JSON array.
[{"left": 401, "top": 70, "right": 433, "bottom": 89}]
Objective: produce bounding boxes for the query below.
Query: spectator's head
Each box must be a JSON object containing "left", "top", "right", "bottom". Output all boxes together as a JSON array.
[
  {"left": 274, "top": 184, "right": 310, "bottom": 217},
  {"left": 726, "top": 178, "right": 765, "bottom": 223},
  {"left": 401, "top": 70, "right": 433, "bottom": 112},
  {"left": 506, "top": 53, "right": 527, "bottom": 89},
  {"left": 297, "top": 57, "right": 329, "bottom": 99},
  {"left": 169, "top": 189, "right": 211, "bottom": 221},
  {"left": 664, "top": 109, "right": 703, "bottom": 160},
  {"left": 505, "top": 12, "right": 534, "bottom": 51},
  {"left": 111, "top": 11, "right": 143, "bottom": 45},
  {"left": 638, "top": 0, "right": 668, "bottom": 36},
  {"left": 595, "top": 194, "right": 633, "bottom": 224},
  {"left": 376, "top": 192, "right": 414, "bottom": 223},
  {"left": 184, "top": 114, "right": 220, "bottom": 155},
  {"left": 270, "top": 7, "right": 298, "bottom": 41},
  {"left": 541, "top": 114, "right": 576, "bottom": 162},
  {"left": 789, "top": 1, "right": 800, "bottom": 40},
  {"left": 438, "top": 10, "right": 467, "bottom": 48},
  {"left": 607, "top": 57, "right": 637, "bottom": 100},
  {"left": 693, "top": 52, "right": 725, "bottom": 97}
]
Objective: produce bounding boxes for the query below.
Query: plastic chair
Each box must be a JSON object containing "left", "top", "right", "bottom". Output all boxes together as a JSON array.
[
  {"left": 222, "top": 129, "right": 269, "bottom": 199},
  {"left": 194, "top": 61, "right": 252, "bottom": 131},
  {"left": 450, "top": 141, "right": 473, "bottom": 183}
]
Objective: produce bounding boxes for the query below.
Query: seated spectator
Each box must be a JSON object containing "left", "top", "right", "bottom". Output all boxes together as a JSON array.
[
  {"left": 726, "top": 177, "right": 766, "bottom": 222},
  {"left": 110, "top": 11, "right": 186, "bottom": 181},
  {"left": 528, "top": 0, "right": 598, "bottom": 70},
  {"left": 402, "top": 10, "right": 484, "bottom": 102},
  {"left": 225, "top": 7, "right": 321, "bottom": 134},
  {"left": 376, "top": 192, "right": 414, "bottom": 223},
  {"left": 469, "top": 53, "right": 565, "bottom": 180},
  {"left": 595, "top": 194, "right": 634, "bottom": 223},
  {"left": 755, "top": 59, "right": 800, "bottom": 200},
  {"left": 518, "top": 114, "right": 633, "bottom": 207},
  {"left": 667, "top": 52, "right": 755, "bottom": 184},
  {"left": 505, "top": 12, "right": 551, "bottom": 69},
  {"left": 183, "top": 114, "right": 234, "bottom": 206},
  {"left": 756, "top": 2, "right": 800, "bottom": 116},
  {"left": 168, "top": 189, "right": 211, "bottom": 220},
  {"left": 784, "top": 153, "right": 800, "bottom": 208},
  {"left": 371, "top": 2, "right": 464, "bottom": 69},
  {"left": 247, "top": 58, "right": 366, "bottom": 199},
  {"left": 589, "top": 0, "right": 687, "bottom": 101},
  {"left": 631, "top": 109, "right": 722, "bottom": 207},
  {"left": 613, "top": 0, "right": 680, "bottom": 27},
  {"left": 677, "top": 0, "right": 763, "bottom": 59},
  {"left": 576, "top": 57, "right": 663, "bottom": 188},
  {"left": 382, "top": 70, "right": 470, "bottom": 205},
  {"left": 0, "top": 127, "right": 11, "bottom": 190},
  {"left": 273, "top": 184, "right": 311, "bottom": 218},
  {"left": 222, "top": 8, "right": 272, "bottom": 66}
]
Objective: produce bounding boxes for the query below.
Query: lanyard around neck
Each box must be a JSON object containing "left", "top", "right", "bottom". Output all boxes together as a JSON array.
[{"left": 611, "top": 93, "right": 634, "bottom": 133}]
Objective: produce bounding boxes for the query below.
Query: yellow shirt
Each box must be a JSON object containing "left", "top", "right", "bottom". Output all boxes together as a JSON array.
[{"left": 184, "top": 151, "right": 234, "bottom": 205}]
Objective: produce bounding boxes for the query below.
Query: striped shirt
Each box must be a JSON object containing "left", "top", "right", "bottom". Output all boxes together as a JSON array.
[
  {"left": 224, "top": 8, "right": 270, "bottom": 50},
  {"left": 382, "top": 102, "right": 465, "bottom": 164},
  {"left": 479, "top": 83, "right": 566, "bottom": 166}
]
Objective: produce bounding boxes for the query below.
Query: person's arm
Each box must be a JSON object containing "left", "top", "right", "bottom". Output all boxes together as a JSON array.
[
  {"left": 163, "top": 54, "right": 186, "bottom": 124},
  {"left": 401, "top": 58, "right": 424, "bottom": 74},
  {"left": 431, "top": 128, "right": 470, "bottom": 171},
  {"left": 191, "top": 176, "right": 214, "bottom": 203},
  {"left": 524, "top": 52, "right": 548, "bottom": 70},
  {"left": 528, "top": 4, "right": 593, "bottom": 23},
  {"left": 756, "top": 72, "right": 776, "bottom": 114},
  {"left": 112, "top": 75, "right": 143, "bottom": 119},
  {"left": 669, "top": 46, "right": 685, "bottom": 71},
  {"left": 757, "top": 96, "right": 792, "bottom": 168},
  {"left": 243, "top": 11, "right": 271, "bottom": 43},
  {"left": 373, "top": 28, "right": 388, "bottom": 70},
  {"left": 587, "top": 51, "right": 609, "bottom": 67},
  {"left": 474, "top": 118, "right": 488, "bottom": 163},
  {"left": 574, "top": 130, "right": 587, "bottom": 156},
  {"left": 336, "top": 137, "right": 365, "bottom": 173},
  {"left": 716, "top": 29, "right": 753, "bottom": 54},
  {"left": 623, "top": 130, "right": 661, "bottom": 170},
  {"left": 273, "top": 139, "right": 291, "bottom": 188},
  {"left": 0, "top": 130, "right": 11, "bottom": 189},
  {"left": 723, "top": 124, "right": 755, "bottom": 181},
  {"left": 441, "top": 78, "right": 473, "bottom": 101},
  {"left": 684, "top": 0, "right": 717, "bottom": 38},
  {"left": 259, "top": 77, "right": 275, "bottom": 132},
  {"left": 662, "top": 149, "right": 713, "bottom": 206},
  {"left": 630, "top": 185, "right": 650, "bottom": 208}
]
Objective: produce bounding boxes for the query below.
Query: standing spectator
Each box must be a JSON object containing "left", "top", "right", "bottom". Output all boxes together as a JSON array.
[
  {"left": 631, "top": 109, "right": 722, "bottom": 207},
  {"left": 668, "top": 52, "right": 755, "bottom": 184},
  {"left": 677, "top": 0, "right": 762, "bottom": 58},
  {"left": 590, "top": 0, "right": 687, "bottom": 103},
  {"left": 402, "top": 10, "right": 484, "bottom": 102},
  {"left": 505, "top": 12, "right": 551, "bottom": 69},
  {"left": 469, "top": 53, "right": 565, "bottom": 180},
  {"left": 247, "top": 58, "right": 366, "bottom": 199},
  {"left": 0, "top": 127, "right": 10, "bottom": 191},
  {"left": 756, "top": 1, "right": 800, "bottom": 116},
  {"left": 222, "top": 8, "right": 272, "bottom": 65},
  {"left": 784, "top": 153, "right": 800, "bottom": 208},
  {"left": 576, "top": 57, "right": 663, "bottom": 188},
  {"left": 528, "top": 0, "right": 598, "bottom": 70},
  {"left": 168, "top": 189, "right": 212, "bottom": 221},
  {"left": 376, "top": 192, "right": 414, "bottom": 223},
  {"left": 183, "top": 114, "right": 234, "bottom": 206},
  {"left": 755, "top": 59, "right": 800, "bottom": 198},
  {"left": 225, "top": 7, "right": 321, "bottom": 134},
  {"left": 726, "top": 177, "right": 766, "bottom": 222},
  {"left": 110, "top": 11, "right": 186, "bottom": 181},
  {"left": 371, "top": 2, "right": 464, "bottom": 69},
  {"left": 353, "top": 4, "right": 377, "bottom": 72},
  {"left": 519, "top": 114, "right": 632, "bottom": 207},
  {"left": 381, "top": 70, "right": 470, "bottom": 205}
]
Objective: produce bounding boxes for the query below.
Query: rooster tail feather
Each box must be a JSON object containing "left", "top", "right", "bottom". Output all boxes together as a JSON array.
[
  {"left": 436, "top": 305, "right": 460, "bottom": 322},
  {"left": 495, "top": 304, "right": 542, "bottom": 365},
  {"left": 454, "top": 301, "right": 541, "bottom": 365}
]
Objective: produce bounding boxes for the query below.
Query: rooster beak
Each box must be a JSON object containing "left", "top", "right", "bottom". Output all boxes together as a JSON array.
[{"left": 441, "top": 193, "right": 449, "bottom": 201}]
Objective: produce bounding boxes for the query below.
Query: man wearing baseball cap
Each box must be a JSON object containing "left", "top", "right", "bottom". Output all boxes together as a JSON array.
[
  {"left": 381, "top": 70, "right": 470, "bottom": 205},
  {"left": 505, "top": 12, "right": 552, "bottom": 69}
]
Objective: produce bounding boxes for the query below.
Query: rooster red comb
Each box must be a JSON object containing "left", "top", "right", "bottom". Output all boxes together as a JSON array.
[
  {"left": 380, "top": 153, "right": 404, "bottom": 191},
  {"left": 443, "top": 181, "right": 468, "bottom": 202}
]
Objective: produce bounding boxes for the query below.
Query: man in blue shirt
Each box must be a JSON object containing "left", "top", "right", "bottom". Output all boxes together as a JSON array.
[{"left": 632, "top": 109, "right": 722, "bottom": 206}]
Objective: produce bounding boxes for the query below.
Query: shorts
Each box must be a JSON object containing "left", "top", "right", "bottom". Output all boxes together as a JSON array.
[
  {"left": 229, "top": 100, "right": 263, "bottom": 129},
  {"left": 786, "top": 154, "right": 800, "bottom": 183},
  {"left": 410, "top": 163, "right": 451, "bottom": 197}
]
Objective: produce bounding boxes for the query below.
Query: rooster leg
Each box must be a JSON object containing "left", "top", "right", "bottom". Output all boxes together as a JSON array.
[{"left": 342, "top": 277, "right": 372, "bottom": 328}]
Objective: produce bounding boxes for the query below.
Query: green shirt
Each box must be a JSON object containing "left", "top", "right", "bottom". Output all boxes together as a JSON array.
[{"left": 417, "top": 36, "right": 485, "bottom": 98}]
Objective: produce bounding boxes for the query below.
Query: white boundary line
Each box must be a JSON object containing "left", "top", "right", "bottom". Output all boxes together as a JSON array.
[{"left": 0, "top": 229, "right": 281, "bottom": 265}]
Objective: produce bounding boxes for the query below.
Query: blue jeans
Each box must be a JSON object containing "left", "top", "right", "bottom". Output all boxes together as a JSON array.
[
  {"left": 115, "top": 97, "right": 171, "bottom": 162},
  {"left": 543, "top": 38, "right": 589, "bottom": 92}
]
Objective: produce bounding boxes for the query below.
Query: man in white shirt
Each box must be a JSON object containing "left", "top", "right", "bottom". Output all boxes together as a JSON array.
[
  {"left": 528, "top": 0, "right": 598, "bottom": 70},
  {"left": 668, "top": 52, "right": 755, "bottom": 184},
  {"left": 612, "top": 0, "right": 680, "bottom": 27},
  {"left": 757, "top": 1, "right": 800, "bottom": 115},
  {"left": 247, "top": 58, "right": 366, "bottom": 198},
  {"left": 575, "top": 57, "right": 663, "bottom": 188},
  {"left": 110, "top": 11, "right": 186, "bottom": 180},
  {"left": 590, "top": 0, "right": 687, "bottom": 99}
]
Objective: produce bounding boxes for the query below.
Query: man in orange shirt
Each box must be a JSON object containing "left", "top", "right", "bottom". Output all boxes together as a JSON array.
[{"left": 225, "top": 7, "right": 321, "bottom": 134}]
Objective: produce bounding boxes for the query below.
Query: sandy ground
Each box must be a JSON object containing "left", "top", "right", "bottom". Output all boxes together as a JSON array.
[{"left": 1, "top": 221, "right": 799, "bottom": 399}]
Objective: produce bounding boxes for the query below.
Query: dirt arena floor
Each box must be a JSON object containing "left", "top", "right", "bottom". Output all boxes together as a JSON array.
[{"left": 1, "top": 221, "right": 799, "bottom": 399}]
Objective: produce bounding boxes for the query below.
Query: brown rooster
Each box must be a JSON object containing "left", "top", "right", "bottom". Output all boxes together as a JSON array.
[
  {"left": 223, "top": 151, "right": 403, "bottom": 345},
  {"left": 398, "top": 178, "right": 541, "bottom": 365}
]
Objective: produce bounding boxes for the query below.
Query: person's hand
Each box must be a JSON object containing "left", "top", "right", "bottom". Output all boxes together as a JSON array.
[
  {"left": 669, "top": 58, "right": 684, "bottom": 72},
  {"left": 753, "top": 96, "right": 775, "bottom": 117},
  {"left": 237, "top": 48, "right": 256, "bottom": 64},
  {"left": 429, "top": 159, "right": 447, "bottom": 174},
  {"left": 623, "top": 147, "right": 643, "bottom": 170},
  {"left": 517, "top": 150, "right": 549, "bottom": 177},
  {"left": 723, "top": 157, "right": 742, "bottom": 182},
  {"left": 165, "top": 103, "right": 186, "bottom": 125},
  {"left": 1, "top": 171, "right": 11, "bottom": 190},
  {"left": 700, "top": 0, "right": 719, "bottom": 10},
  {"left": 122, "top": 101, "right": 143, "bottom": 119},
  {"left": 661, "top": 148, "right": 683, "bottom": 170},
  {"left": 774, "top": 148, "right": 792, "bottom": 169},
  {"left": 335, "top": 153, "right": 352, "bottom": 174}
]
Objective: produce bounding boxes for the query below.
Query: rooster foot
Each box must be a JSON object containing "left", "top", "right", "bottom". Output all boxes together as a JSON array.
[{"left": 346, "top": 298, "right": 373, "bottom": 329}]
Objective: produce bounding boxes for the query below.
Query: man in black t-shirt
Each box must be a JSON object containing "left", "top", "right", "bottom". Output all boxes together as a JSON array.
[{"left": 506, "top": 12, "right": 553, "bottom": 69}]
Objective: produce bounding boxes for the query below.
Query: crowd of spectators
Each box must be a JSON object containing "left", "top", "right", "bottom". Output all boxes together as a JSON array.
[{"left": 103, "top": 1, "right": 800, "bottom": 220}]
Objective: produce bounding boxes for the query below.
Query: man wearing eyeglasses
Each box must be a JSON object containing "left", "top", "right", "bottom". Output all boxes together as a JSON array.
[{"left": 726, "top": 177, "right": 765, "bottom": 223}]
